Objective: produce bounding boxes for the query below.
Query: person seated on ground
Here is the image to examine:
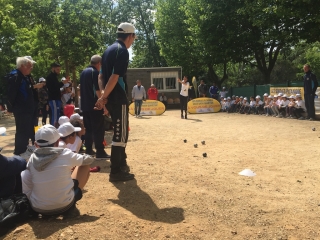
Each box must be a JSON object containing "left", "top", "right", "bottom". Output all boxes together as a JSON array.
[
  {"left": 159, "top": 93, "right": 168, "bottom": 108},
  {"left": 247, "top": 96, "right": 256, "bottom": 115},
  {"left": 229, "top": 96, "right": 240, "bottom": 113},
  {"left": 263, "top": 93, "right": 268, "bottom": 104},
  {"left": 220, "top": 98, "right": 225, "bottom": 111},
  {"left": 58, "top": 122, "right": 81, "bottom": 149},
  {"left": 294, "top": 94, "right": 306, "bottom": 120},
  {"left": 0, "top": 154, "right": 26, "bottom": 198},
  {"left": 254, "top": 95, "right": 263, "bottom": 115},
  {"left": 239, "top": 97, "right": 249, "bottom": 114},
  {"left": 221, "top": 98, "right": 227, "bottom": 112},
  {"left": 67, "top": 120, "right": 85, "bottom": 153},
  {"left": 21, "top": 124, "right": 95, "bottom": 215},
  {"left": 264, "top": 95, "right": 274, "bottom": 116},
  {"left": 231, "top": 95, "right": 236, "bottom": 104},
  {"left": 278, "top": 95, "right": 289, "bottom": 118},
  {"left": 272, "top": 93, "right": 282, "bottom": 117},
  {"left": 70, "top": 113, "right": 83, "bottom": 123},
  {"left": 287, "top": 95, "right": 296, "bottom": 118},
  {"left": 236, "top": 96, "right": 244, "bottom": 113},
  {"left": 58, "top": 116, "right": 70, "bottom": 127}
]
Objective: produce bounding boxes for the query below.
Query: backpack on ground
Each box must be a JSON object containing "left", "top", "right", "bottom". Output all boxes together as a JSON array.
[{"left": 0, "top": 194, "right": 30, "bottom": 227}]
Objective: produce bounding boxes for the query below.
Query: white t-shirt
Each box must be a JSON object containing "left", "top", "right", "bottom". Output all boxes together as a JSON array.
[
  {"left": 66, "top": 136, "right": 82, "bottom": 153},
  {"left": 280, "top": 100, "right": 290, "bottom": 107},
  {"left": 180, "top": 82, "right": 189, "bottom": 97},
  {"left": 22, "top": 148, "right": 93, "bottom": 212},
  {"left": 296, "top": 100, "right": 306, "bottom": 111},
  {"left": 249, "top": 100, "right": 256, "bottom": 107}
]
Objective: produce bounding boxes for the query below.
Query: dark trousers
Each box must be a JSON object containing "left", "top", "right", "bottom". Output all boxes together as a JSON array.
[
  {"left": 83, "top": 110, "right": 105, "bottom": 153},
  {"left": 13, "top": 111, "right": 34, "bottom": 155},
  {"left": 106, "top": 103, "right": 129, "bottom": 174},
  {"left": 134, "top": 100, "right": 142, "bottom": 115},
  {"left": 304, "top": 94, "right": 315, "bottom": 118},
  {"left": 180, "top": 95, "right": 188, "bottom": 114},
  {"left": 40, "top": 105, "right": 50, "bottom": 125},
  {"left": 293, "top": 108, "right": 305, "bottom": 118}
]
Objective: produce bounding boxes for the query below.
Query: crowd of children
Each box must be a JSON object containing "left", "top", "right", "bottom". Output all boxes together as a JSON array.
[{"left": 220, "top": 93, "right": 307, "bottom": 120}]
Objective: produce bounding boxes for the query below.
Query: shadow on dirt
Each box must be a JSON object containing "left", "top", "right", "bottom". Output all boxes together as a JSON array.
[
  {"left": 109, "top": 179, "right": 184, "bottom": 224},
  {"left": 0, "top": 208, "right": 99, "bottom": 239}
]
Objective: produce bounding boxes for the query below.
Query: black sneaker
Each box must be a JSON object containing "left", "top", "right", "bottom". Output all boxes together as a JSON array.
[
  {"left": 181, "top": 115, "right": 184, "bottom": 119},
  {"left": 95, "top": 152, "right": 111, "bottom": 160},
  {"left": 109, "top": 172, "right": 135, "bottom": 182},
  {"left": 85, "top": 150, "right": 96, "bottom": 156},
  {"left": 185, "top": 115, "right": 187, "bottom": 119},
  {"left": 120, "top": 165, "right": 130, "bottom": 173}
]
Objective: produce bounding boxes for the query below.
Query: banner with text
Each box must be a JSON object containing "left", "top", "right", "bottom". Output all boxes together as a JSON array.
[{"left": 270, "top": 87, "right": 304, "bottom": 98}]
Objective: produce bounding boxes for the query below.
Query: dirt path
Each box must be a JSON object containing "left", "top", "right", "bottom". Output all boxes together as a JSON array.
[{"left": 1, "top": 110, "right": 320, "bottom": 240}]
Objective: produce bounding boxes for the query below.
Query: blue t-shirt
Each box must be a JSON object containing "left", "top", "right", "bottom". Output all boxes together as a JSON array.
[{"left": 101, "top": 40, "right": 129, "bottom": 104}]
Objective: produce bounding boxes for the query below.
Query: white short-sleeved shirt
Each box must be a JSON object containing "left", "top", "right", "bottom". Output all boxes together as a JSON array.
[
  {"left": 66, "top": 136, "right": 82, "bottom": 153},
  {"left": 180, "top": 82, "right": 189, "bottom": 97},
  {"left": 250, "top": 100, "right": 256, "bottom": 107},
  {"left": 296, "top": 100, "right": 306, "bottom": 111}
]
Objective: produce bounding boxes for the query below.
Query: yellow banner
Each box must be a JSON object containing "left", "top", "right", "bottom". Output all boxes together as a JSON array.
[
  {"left": 270, "top": 87, "right": 304, "bottom": 99},
  {"left": 129, "top": 100, "right": 166, "bottom": 116}
]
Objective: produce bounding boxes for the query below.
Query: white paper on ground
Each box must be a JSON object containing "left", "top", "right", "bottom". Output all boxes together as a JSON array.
[{"left": 239, "top": 169, "right": 256, "bottom": 177}]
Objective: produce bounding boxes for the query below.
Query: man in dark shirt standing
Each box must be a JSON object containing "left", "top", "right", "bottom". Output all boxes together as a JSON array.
[
  {"left": 80, "top": 55, "right": 111, "bottom": 159},
  {"left": 46, "top": 63, "right": 68, "bottom": 126},
  {"left": 95, "top": 22, "right": 136, "bottom": 182},
  {"left": 303, "top": 64, "right": 318, "bottom": 121},
  {"left": 7, "top": 57, "right": 43, "bottom": 156}
]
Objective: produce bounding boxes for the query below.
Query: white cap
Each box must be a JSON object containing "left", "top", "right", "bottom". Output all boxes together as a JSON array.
[
  {"left": 274, "top": 95, "right": 278, "bottom": 98},
  {"left": 58, "top": 122, "right": 81, "bottom": 137},
  {"left": 282, "top": 94, "right": 287, "bottom": 98},
  {"left": 263, "top": 93, "right": 268, "bottom": 96},
  {"left": 277, "top": 93, "right": 283, "bottom": 97},
  {"left": 227, "top": 97, "right": 231, "bottom": 100},
  {"left": 240, "top": 96, "right": 243, "bottom": 98},
  {"left": 70, "top": 113, "right": 83, "bottom": 121},
  {"left": 35, "top": 124, "right": 60, "bottom": 146},
  {"left": 288, "top": 95, "right": 294, "bottom": 99},
  {"left": 223, "top": 98, "right": 227, "bottom": 100},
  {"left": 24, "top": 56, "right": 36, "bottom": 64},
  {"left": 58, "top": 116, "right": 70, "bottom": 125},
  {"left": 116, "top": 22, "right": 136, "bottom": 34},
  {"left": 268, "top": 95, "right": 273, "bottom": 98},
  {"left": 296, "top": 94, "right": 301, "bottom": 98},
  {"left": 244, "top": 97, "right": 248, "bottom": 100},
  {"left": 39, "top": 77, "right": 46, "bottom": 82},
  {"left": 223, "top": 87, "right": 225, "bottom": 89},
  {"left": 256, "top": 95, "right": 261, "bottom": 99},
  {"left": 61, "top": 77, "right": 66, "bottom": 82},
  {"left": 236, "top": 96, "right": 239, "bottom": 98}
]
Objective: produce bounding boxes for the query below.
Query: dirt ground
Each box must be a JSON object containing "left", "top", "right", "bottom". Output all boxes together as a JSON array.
[{"left": 1, "top": 110, "right": 320, "bottom": 240}]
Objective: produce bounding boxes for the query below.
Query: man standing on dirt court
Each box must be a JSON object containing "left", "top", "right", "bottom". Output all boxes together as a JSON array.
[
  {"left": 95, "top": 22, "right": 136, "bottom": 182},
  {"left": 303, "top": 64, "right": 318, "bottom": 121}
]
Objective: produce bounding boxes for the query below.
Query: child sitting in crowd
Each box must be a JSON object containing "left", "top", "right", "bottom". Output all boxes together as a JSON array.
[
  {"left": 293, "top": 94, "right": 306, "bottom": 120},
  {"left": 263, "top": 95, "right": 273, "bottom": 116},
  {"left": 254, "top": 95, "right": 264, "bottom": 115},
  {"left": 21, "top": 124, "right": 94, "bottom": 216}
]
